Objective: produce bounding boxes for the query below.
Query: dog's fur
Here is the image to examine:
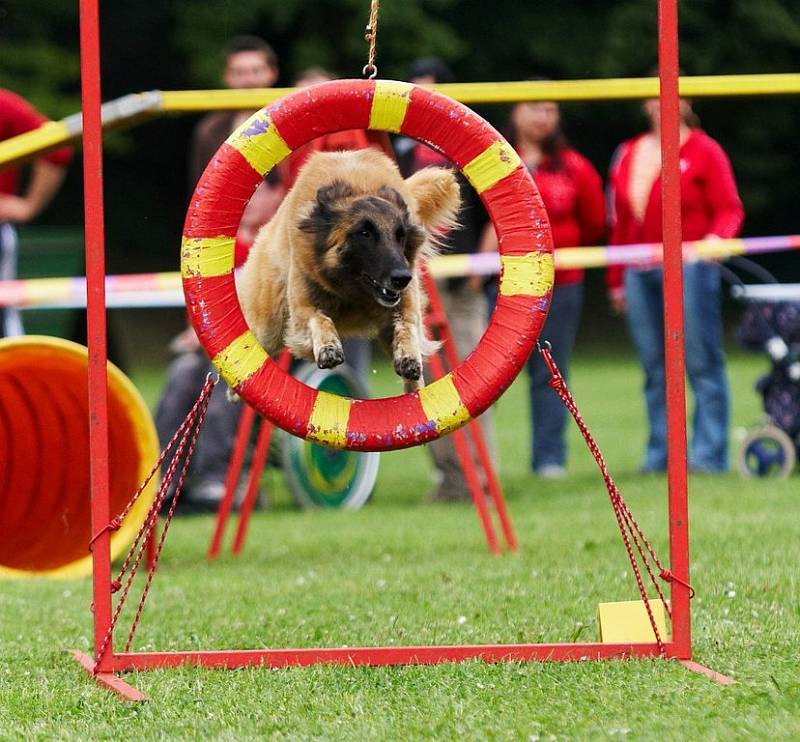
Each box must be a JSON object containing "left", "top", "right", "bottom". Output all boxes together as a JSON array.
[{"left": 237, "top": 148, "right": 461, "bottom": 386}]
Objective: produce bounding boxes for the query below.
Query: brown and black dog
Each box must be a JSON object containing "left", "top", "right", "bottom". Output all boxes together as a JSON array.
[{"left": 237, "top": 148, "right": 461, "bottom": 387}]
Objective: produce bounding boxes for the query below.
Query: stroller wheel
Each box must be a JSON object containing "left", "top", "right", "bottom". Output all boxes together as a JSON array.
[{"left": 737, "top": 424, "right": 796, "bottom": 479}]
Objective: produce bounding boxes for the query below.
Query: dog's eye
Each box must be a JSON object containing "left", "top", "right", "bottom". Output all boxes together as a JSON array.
[{"left": 357, "top": 222, "right": 375, "bottom": 239}]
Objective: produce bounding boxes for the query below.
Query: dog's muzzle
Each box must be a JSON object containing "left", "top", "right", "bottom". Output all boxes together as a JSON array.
[{"left": 362, "top": 273, "right": 404, "bottom": 308}]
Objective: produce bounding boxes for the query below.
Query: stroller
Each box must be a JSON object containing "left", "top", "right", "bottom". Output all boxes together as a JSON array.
[{"left": 728, "top": 259, "right": 800, "bottom": 478}]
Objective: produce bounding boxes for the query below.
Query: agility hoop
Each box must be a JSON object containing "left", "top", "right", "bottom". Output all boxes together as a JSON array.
[{"left": 182, "top": 79, "right": 554, "bottom": 452}]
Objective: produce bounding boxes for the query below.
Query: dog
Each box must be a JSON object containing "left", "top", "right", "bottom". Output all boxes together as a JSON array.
[{"left": 237, "top": 148, "right": 461, "bottom": 387}]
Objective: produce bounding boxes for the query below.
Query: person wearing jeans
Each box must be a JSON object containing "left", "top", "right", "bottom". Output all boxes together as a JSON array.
[
  {"left": 527, "top": 282, "right": 584, "bottom": 473},
  {"left": 608, "top": 90, "right": 744, "bottom": 473},
  {"left": 624, "top": 262, "right": 729, "bottom": 471},
  {"left": 483, "top": 95, "right": 606, "bottom": 478}
]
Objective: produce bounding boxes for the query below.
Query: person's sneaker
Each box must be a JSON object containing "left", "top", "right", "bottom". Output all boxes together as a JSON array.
[{"left": 536, "top": 464, "right": 567, "bottom": 480}]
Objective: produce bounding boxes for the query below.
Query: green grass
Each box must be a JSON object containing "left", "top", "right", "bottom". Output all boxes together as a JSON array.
[{"left": 2, "top": 351, "right": 799, "bottom": 739}]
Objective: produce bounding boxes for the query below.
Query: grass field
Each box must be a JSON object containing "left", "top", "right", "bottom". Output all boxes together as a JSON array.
[{"left": 1, "top": 350, "right": 799, "bottom": 739}]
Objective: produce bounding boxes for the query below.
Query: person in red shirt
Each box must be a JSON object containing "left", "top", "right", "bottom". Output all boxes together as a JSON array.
[
  {"left": 0, "top": 89, "right": 72, "bottom": 336},
  {"left": 607, "top": 93, "right": 744, "bottom": 473},
  {"left": 156, "top": 36, "right": 283, "bottom": 512},
  {"left": 483, "top": 98, "right": 606, "bottom": 478}
]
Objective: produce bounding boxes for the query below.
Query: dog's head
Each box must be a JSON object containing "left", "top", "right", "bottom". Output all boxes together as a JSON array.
[{"left": 298, "top": 168, "right": 460, "bottom": 308}]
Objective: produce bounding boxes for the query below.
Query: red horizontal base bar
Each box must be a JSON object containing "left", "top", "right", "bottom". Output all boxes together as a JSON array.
[
  {"left": 73, "top": 644, "right": 735, "bottom": 701},
  {"left": 105, "top": 641, "right": 671, "bottom": 672},
  {"left": 71, "top": 650, "right": 147, "bottom": 702},
  {"left": 679, "top": 659, "right": 737, "bottom": 685}
]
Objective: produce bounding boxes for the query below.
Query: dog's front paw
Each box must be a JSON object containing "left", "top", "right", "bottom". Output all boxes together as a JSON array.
[
  {"left": 316, "top": 344, "right": 345, "bottom": 369},
  {"left": 226, "top": 387, "right": 241, "bottom": 404},
  {"left": 394, "top": 356, "right": 422, "bottom": 381}
]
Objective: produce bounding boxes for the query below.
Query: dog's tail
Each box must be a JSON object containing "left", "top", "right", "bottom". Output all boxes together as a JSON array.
[{"left": 420, "top": 332, "right": 442, "bottom": 358}]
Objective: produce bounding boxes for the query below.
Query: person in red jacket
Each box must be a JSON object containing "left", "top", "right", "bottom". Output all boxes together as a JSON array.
[
  {"left": 483, "top": 97, "right": 606, "bottom": 478},
  {"left": 607, "top": 93, "right": 744, "bottom": 473},
  {"left": 0, "top": 89, "right": 72, "bottom": 337}
]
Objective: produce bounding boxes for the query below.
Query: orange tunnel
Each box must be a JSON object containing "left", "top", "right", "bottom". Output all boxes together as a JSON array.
[{"left": 0, "top": 336, "right": 158, "bottom": 579}]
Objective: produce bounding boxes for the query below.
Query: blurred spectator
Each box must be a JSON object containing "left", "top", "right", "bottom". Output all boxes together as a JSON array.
[
  {"left": 607, "top": 88, "right": 744, "bottom": 473},
  {"left": 482, "top": 95, "right": 606, "bottom": 479},
  {"left": 0, "top": 90, "right": 72, "bottom": 337},
  {"left": 398, "top": 57, "right": 495, "bottom": 502},
  {"left": 155, "top": 36, "right": 283, "bottom": 511}
]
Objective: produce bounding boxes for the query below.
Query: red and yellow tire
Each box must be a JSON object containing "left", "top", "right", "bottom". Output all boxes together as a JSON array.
[{"left": 182, "top": 79, "right": 554, "bottom": 452}]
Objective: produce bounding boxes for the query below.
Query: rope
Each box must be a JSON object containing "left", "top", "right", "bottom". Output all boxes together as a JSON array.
[
  {"left": 123, "top": 386, "right": 213, "bottom": 653},
  {"left": 91, "top": 375, "right": 217, "bottom": 671},
  {"left": 363, "top": 0, "right": 380, "bottom": 78},
  {"left": 537, "top": 342, "right": 695, "bottom": 653}
]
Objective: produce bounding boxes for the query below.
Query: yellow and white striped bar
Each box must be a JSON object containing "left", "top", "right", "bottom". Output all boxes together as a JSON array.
[
  {"left": 307, "top": 391, "right": 352, "bottom": 448},
  {"left": 694, "top": 237, "right": 747, "bottom": 260},
  {"left": 4, "top": 235, "right": 799, "bottom": 310},
  {"left": 180, "top": 236, "right": 236, "bottom": 278},
  {"left": 211, "top": 331, "right": 269, "bottom": 388},
  {"left": 419, "top": 375, "right": 471, "bottom": 435},
  {"left": 3, "top": 75, "right": 800, "bottom": 171},
  {"left": 369, "top": 80, "right": 413, "bottom": 132},
  {"left": 0, "top": 121, "right": 73, "bottom": 171},
  {"left": 158, "top": 75, "right": 800, "bottom": 111}
]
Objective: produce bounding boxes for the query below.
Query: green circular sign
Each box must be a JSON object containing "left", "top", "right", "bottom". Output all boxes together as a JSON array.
[{"left": 282, "top": 365, "right": 380, "bottom": 508}]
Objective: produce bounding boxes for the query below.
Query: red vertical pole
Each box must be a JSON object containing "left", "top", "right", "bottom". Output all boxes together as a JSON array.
[
  {"left": 427, "top": 349, "right": 501, "bottom": 555},
  {"left": 207, "top": 404, "right": 256, "bottom": 559},
  {"left": 422, "top": 270, "right": 515, "bottom": 551},
  {"left": 79, "top": 0, "right": 113, "bottom": 668},
  {"left": 231, "top": 418, "right": 274, "bottom": 554},
  {"left": 658, "top": 0, "right": 692, "bottom": 658},
  {"left": 231, "top": 350, "right": 291, "bottom": 555}
]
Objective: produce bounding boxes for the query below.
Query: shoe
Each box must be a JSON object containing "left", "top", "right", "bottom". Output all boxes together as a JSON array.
[
  {"left": 689, "top": 464, "right": 727, "bottom": 474},
  {"left": 536, "top": 464, "right": 566, "bottom": 480},
  {"left": 428, "top": 485, "right": 471, "bottom": 503}
]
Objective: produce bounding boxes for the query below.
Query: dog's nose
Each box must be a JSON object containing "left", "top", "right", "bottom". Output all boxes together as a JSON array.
[{"left": 389, "top": 269, "right": 412, "bottom": 290}]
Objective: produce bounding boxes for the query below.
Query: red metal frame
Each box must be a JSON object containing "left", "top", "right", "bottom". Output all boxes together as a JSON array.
[
  {"left": 74, "top": 0, "right": 734, "bottom": 701},
  {"left": 658, "top": 0, "right": 692, "bottom": 659},
  {"left": 79, "top": 0, "right": 115, "bottom": 676},
  {"left": 423, "top": 271, "right": 517, "bottom": 553}
]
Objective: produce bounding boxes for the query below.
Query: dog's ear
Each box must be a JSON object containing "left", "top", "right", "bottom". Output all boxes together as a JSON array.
[
  {"left": 377, "top": 186, "right": 409, "bottom": 217},
  {"left": 404, "top": 167, "right": 461, "bottom": 233},
  {"left": 298, "top": 181, "right": 353, "bottom": 233}
]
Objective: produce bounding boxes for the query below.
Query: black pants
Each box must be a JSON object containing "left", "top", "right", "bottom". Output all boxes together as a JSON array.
[{"left": 154, "top": 351, "right": 243, "bottom": 490}]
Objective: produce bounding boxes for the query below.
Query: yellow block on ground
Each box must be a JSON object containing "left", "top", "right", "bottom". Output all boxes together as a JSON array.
[{"left": 597, "top": 599, "right": 669, "bottom": 644}]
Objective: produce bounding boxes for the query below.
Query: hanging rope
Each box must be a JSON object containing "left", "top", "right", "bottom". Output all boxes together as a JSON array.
[
  {"left": 91, "top": 374, "right": 217, "bottom": 670},
  {"left": 363, "top": 0, "right": 380, "bottom": 78},
  {"left": 537, "top": 342, "right": 694, "bottom": 654}
]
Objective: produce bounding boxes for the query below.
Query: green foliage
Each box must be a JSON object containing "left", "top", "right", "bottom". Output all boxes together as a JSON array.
[
  {"left": 171, "top": 0, "right": 463, "bottom": 84},
  {"left": 0, "top": 0, "right": 80, "bottom": 116}
]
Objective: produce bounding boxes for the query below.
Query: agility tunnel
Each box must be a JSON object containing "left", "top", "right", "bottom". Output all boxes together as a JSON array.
[{"left": 0, "top": 336, "right": 158, "bottom": 579}]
